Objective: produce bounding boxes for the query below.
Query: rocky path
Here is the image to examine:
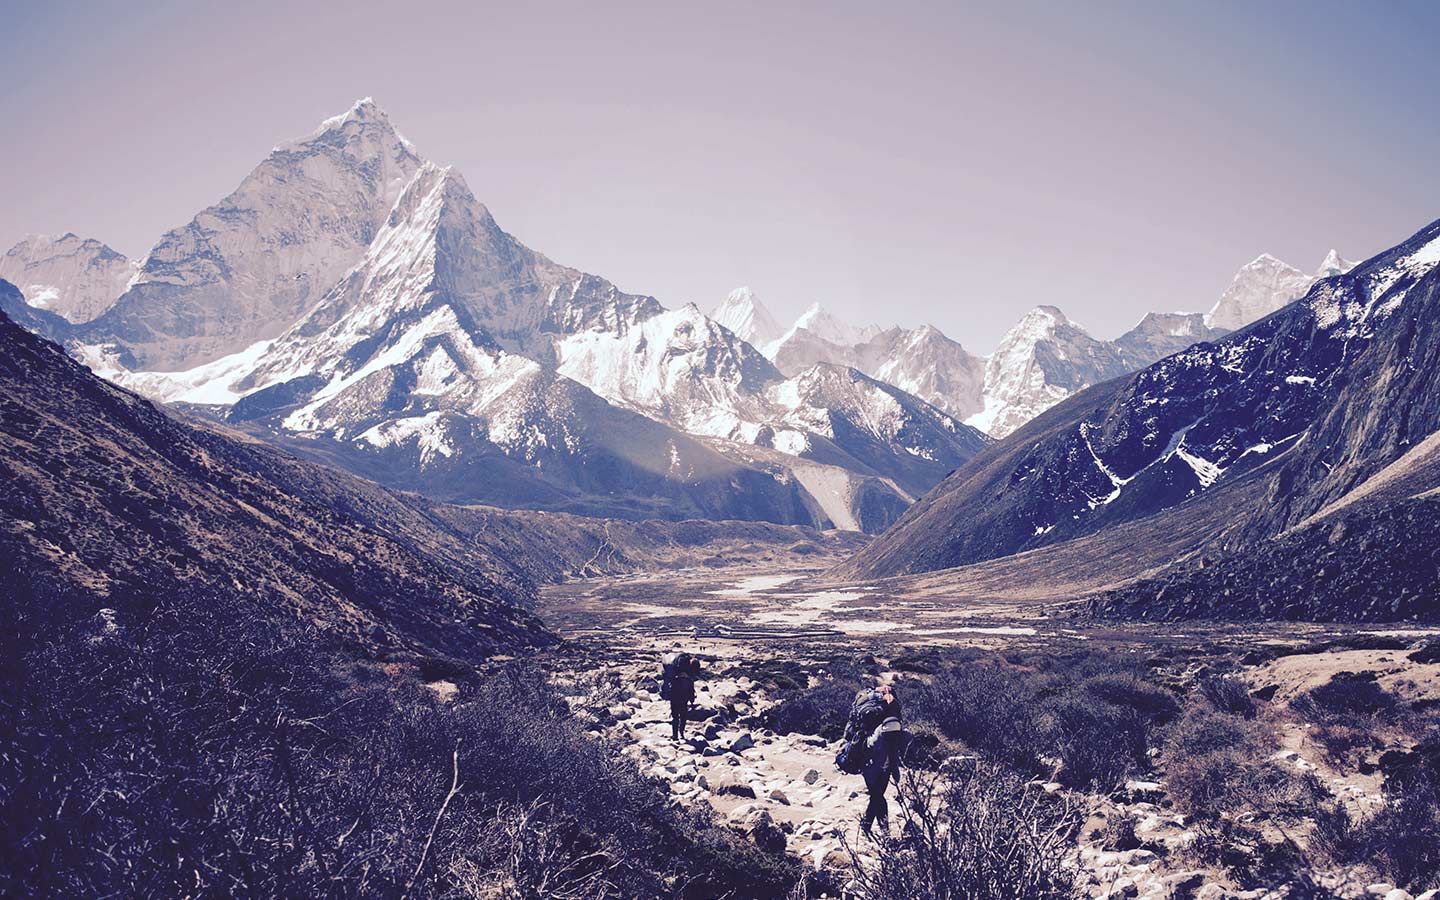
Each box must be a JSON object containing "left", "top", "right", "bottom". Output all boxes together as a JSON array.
[{"left": 560, "top": 646, "right": 877, "bottom": 876}]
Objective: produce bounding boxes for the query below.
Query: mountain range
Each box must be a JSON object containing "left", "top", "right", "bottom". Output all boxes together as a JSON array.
[
  {"left": 709, "top": 249, "right": 1356, "bottom": 441},
  {"left": 1, "top": 98, "right": 1360, "bottom": 536},
  {"left": 839, "top": 218, "right": 1440, "bottom": 621},
  {"left": 1, "top": 101, "right": 991, "bottom": 533}
]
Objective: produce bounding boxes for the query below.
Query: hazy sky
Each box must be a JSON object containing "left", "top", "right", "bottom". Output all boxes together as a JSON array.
[{"left": 5, "top": 0, "right": 1439, "bottom": 352}]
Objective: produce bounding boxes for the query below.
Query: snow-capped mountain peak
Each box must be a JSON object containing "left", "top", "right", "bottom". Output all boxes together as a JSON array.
[
  {"left": 1315, "top": 248, "right": 1356, "bottom": 279},
  {"left": 76, "top": 99, "right": 425, "bottom": 370},
  {"left": 0, "top": 233, "right": 137, "bottom": 323},
  {"left": 1203, "top": 249, "right": 1357, "bottom": 332},
  {"left": 968, "top": 305, "right": 1136, "bottom": 439},
  {"left": 1205, "top": 253, "right": 1313, "bottom": 331},
  {"left": 789, "top": 302, "right": 877, "bottom": 347},
  {"left": 712, "top": 285, "right": 784, "bottom": 346}
]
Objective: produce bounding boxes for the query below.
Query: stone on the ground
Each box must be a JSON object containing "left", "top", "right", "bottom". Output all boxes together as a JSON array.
[
  {"left": 1122, "top": 780, "right": 1164, "bottom": 802},
  {"left": 802, "top": 768, "right": 820, "bottom": 784},
  {"left": 729, "top": 732, "right": 756, "bottom": 753},
  {"left": 1160, "top": 871, "right": 1206, "bottom": 898},
  {"left": 768, "top": 788, "right": 790, "bottom": 805},
  {"left": 713, "top": 774, "right": 756, "bottom": 798},
  {"left": 1104, "top": 879, "right": 1138, "bottom": 899},
  {"left": 744, "top": 810, "right": 788, "bottom": 855}
]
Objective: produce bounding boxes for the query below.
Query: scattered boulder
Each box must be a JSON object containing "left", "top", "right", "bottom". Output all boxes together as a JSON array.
[
  {"left": 802, "top": 768, "right": 820, "bottom": 785},
  {"left": 744, "top": 810, "right": 788, "bottom": 855},
  {"left": 1122, "top": 780, "right": 1165, "bottom": 803},
  {"left": 712, "top": 775, "right": 756, "bottom": 799},
  {"left": 1161, "top": 871, "right": 1207, "bottom": 899},
  {"left": 729, "top": 732, "right": 756, "bottom": 754},
  {"left": 768, "top": 788, "right": 790, "bottom": 805}
]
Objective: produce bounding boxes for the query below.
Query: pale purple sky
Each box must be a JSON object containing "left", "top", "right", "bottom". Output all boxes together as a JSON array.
[{"left": 4, "top": 0, "right": 1439, "bottom": 352}]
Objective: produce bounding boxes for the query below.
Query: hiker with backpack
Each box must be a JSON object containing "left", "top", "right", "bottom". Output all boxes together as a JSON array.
[
  {"left": 660, "top": 651, "right": 698, "bottom": 741},
  {"left": 835, "top": 681, "right": 908, "bottom": 838}
]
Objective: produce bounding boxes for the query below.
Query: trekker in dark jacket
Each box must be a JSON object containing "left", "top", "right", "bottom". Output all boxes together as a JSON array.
[
  {"left": 669, "top": 657, "right": 697, "bottom": 741},
  {"left": 861, "top": 683, "right": 905, "bottom": 838}
]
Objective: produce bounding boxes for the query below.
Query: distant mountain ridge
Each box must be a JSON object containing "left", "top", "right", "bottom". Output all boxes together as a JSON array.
[
  {"left": 0, "top": 233, "right": 137, "bottom": 324},
  {"left": 732, "top": 294, "right": 1224, "bottom": 440},
  {"left": 5, "top": 99, "right": 1355, "bottom": 532},
  {"left": 1206, "top": 250, "right": 1356, "bottom": 331},
  {"left": 723, "top": 247, "right": 1351, "bottom": 442},
  {"left": 839, "top": 216, "right": 1440, "bottom": 624}
]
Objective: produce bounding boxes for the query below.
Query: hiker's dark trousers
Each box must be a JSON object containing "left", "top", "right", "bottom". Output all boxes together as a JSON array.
[
  {"left": 670, "top": 700, "right": 689, "bottom": 739},
  {"left": 862, "top": 769, "right": 891, "bottom": 830}
]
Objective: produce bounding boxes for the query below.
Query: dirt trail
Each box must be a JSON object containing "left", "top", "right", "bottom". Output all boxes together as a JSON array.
[{"left": 559, "top": 639, "right": 877, "bottom": 872}]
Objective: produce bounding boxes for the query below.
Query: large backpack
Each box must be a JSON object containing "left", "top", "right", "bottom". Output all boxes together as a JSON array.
[
  {"left": 843, "top": 689, "right": 887, "bottom": 742},
  {"left": 835, "top": 689, "right": 888, "bottom": 774},
  {"left": 660, "top": 652, "right": 690, "bottom": 701},
  {"left": 835, "top": 738, "right": 867, "bottom": 775}
]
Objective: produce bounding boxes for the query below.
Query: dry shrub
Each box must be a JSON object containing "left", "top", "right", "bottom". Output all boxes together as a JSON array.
[
  {"left": 910, "top": 663, "right": 1048, "bottom": 772},
  {"left": 763, "top": 676, "right": 864, "bottom": 740},
  {"left": 843, "top": 762, "right": 1081, "bottom": 899},
  {"left": 1352, "top": 740, "right": 1440, "bottom": 891},
  {"left": 1048, "top": 673, "right": 1177, "bottom": 790},
  {"left": 1199, "top": 675, "right": 1258, "bottom": 718},
  {"left": 447, "top": 801, "right": 619, "bottom": 899},
  {"left": 1164, "top": 707, "right": 1281, "bottom": 817},
  {"left": 2, "top": 585, "right": 799, "bottom": 899},
  {"left": 1291, "top": 672, "right": 1402, "bottom": 770}
]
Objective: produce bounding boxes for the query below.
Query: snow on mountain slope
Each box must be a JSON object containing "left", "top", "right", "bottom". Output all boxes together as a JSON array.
[
  {"left": 553, "top": 303, "right": 781, "bottom": 438},
  {"left": 15, "top": 100, "right": 992, "bottom": 530},
  {"left": 1204, "top": 251, "right": 1357, "bottom": 331},
  {"left": 75, "top": 98, "right": 422, "bottom": 370},
  {"left": 843, "top": 218, "right": 1440, "bottom": 582},
  {"left": 759, "top": 363, "right": 989, "bottom": 496},
  {"left": 859, "top": 325, "right": 986, "bottom": 421},
  {"left": 762, "top": 306, "right": 987, "bottom": 422},
  {"left": 791, "top": 302, "right": 879, "bottom": 347},
  {"left": 1315, "top": 248, "right": 1356, "bottom": 279},
  {"left": 204, "top": 164, "right": 818, "bottom": 523},
  {"left": 968, "top": 306, "right": 1139, "bottom": 439},
  {"left": 765, "top": 302, "right": 881, "bottom": 364},
  {"left": 712, "top": 286, "right": 785, "bottom": 346},
  {"left": 0, "top": 234, "right": 137, "bottom": 323},
  {"left": 1113, "top": 311, "right": 1229, "bottom": 362}
]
